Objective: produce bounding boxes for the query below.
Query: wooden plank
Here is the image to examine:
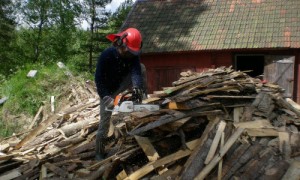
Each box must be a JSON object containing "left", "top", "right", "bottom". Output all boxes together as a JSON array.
[
  {"left": 116, "top": 169, "right": 128, "bottom": 180},
  {"left": 135, "top": 136, "right": 169, "bottom": 174},
  {"left": 167, "top": 102, "right": 189, "bottom": 110},
  {"left": 0, "top": 169, "right": 21, "bottom": 180},
  {"left": 134, "top": 136, "right": 159, "bottom": 162},
  {"left": 124, "top": 139, "right": 198, "bottom": 180},
  {"left": 44, "top": 162, "right": 68, "bottom": 178},
  {"left": 281, "top": 160, "right": 300, "bottom": 180},
  {"left": 204, "top": 121, "right": 226, "bottom": 164},
  {"left": 142, "top": 97, "right": 161, "bottom": 104},
  {"left": 28, "top": 106, "right": 44, "bottom": 129},
  {"left": 50, "top": 96, "right": 55, "bottom": 112},
  {"left": 233, "top": 107, "right": 243, "bottom": 123},
  {"left": 285, "top": 98, "right": 300, "bottom": 111},
  {"left": 234, "top": 120, "right": 274, "bottom": 129},
  {"left": 129, "top": 110, "right": 223, "bottom": 136},
  {"left": 261, "top": 160, "right": 290, "bottom": 180},
  {"left": 195, "top": 128, "right": 245, "bottom": 180},
  {"left": 279, "top": 132, "right": 291, "bottom": 160},
  {"left": 218, "top": 132, "right": 225, "bottom": 180},
  {"left": 180, "top": 116, "right": 221, "bottom": 180},
  {"left": 172, "top": 86, "right": 240, "bottom": 102},
  {"left": 39, "top": 165, "right": 47, "bottom": 180},
  {"left": 15, "top": 114, "right": 60, "bottom": 149},
  {"left": 245, "top": 128, "right": 278, "bottom": 137}
]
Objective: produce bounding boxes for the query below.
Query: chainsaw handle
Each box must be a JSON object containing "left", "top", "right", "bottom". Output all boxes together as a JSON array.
[{"left": 118, "top": 91, "right": 133, "bottom": 105}]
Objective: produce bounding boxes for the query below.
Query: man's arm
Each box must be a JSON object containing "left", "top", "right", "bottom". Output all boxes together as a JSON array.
[
  {"left": 95, "top": 51, "right": 111, "bottom": 98},
  {"left": 131, "top": 57, "right": 144, "bottom": 89}
]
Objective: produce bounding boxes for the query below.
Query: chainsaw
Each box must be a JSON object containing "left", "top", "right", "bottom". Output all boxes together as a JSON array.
[{"left": 105, "top": 91, "right": 160, "bottom": 113}]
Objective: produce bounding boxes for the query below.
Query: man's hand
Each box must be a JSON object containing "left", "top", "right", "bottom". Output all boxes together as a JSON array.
[
  {"left": 103, "top": 96, "right": 114, "bottom": 109},
  {"left": 132, "top": 87, "right": 143, "bottom": 103}
]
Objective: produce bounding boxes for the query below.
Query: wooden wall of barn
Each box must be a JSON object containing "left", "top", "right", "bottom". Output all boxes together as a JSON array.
[
  {"left": 141, "top": 51, "right": 232, "bottom": 94},
  {"left": 141, "top": 49, "right": 300, "bottom": 103}
]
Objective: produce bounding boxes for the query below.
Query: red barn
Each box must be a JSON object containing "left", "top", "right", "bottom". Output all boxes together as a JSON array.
[{"left": 120, "top": 0, "right": 300, "bottom": 102}]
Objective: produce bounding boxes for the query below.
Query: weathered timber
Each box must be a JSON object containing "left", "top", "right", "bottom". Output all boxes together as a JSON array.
[
  {"left": 179, "top": 116, "right": 221, "bottom": 179},
  {"left": 165, "top": 75, "right": 218, "bottom": 95},
  {"left": 281, "top": 160, "right": 300, "bottom": 180},
  {"left": 172, "top": 67, "right": 229, "bottom": 87},
  {"left": 259, "top": 160, "right": 290, "bottom": 180},
  {"left": 135, "top": 136, "right": 160, "bottom": 162},
  {"left": 59, "top": 118, "right": 97, "bottom": 137},
  {"left": 86, "top": 162, "right": 112, "bottom": 180},
  {"left": 234, "top": 147, "right": 273, "bottom": 179},
  {"left": 194, "top": 128, "right": 245, "bottom": 180},
  {"left": 171, "top": 86, "right": 240, "bottom": 102},
  {"left": 44, "top": 162, "right": 68, "bottom": 178},
  {"left": 222, "top": 142, "right": 263, "bottom": 180},
  {"left": 124, "top": 139, "right": 198, "bottom": 180},
  {"left": 0, "top": 169, "right": 21, "bottom": 179},
  {"left": 128, "top": 110, "right": 223, "bottom": 136},
  {"left": 204, "top": 121, "right": 227, "bottom": 164},
  {"left": 28, "top": 105, "right": 44, "bottom": 129},
  {"left": 55, "top": 137, "right": 85, "bottom": 147}
]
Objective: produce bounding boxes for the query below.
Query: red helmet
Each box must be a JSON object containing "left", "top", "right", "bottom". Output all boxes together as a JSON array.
[{"left": 106, "top": 28, "right": 142, "bottom": 55}]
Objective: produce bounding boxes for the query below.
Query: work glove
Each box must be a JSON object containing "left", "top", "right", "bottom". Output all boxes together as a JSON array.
[
  {"left": 103, "top": 96, "right": 114, "bottom": 109},
  {"left": 132, "top": 87, "right": 143, "bottom": 103}
]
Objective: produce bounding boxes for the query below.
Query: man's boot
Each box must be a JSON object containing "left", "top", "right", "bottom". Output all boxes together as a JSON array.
[{"left": 95, "top": 137, "right": 106, "bottom": 161}]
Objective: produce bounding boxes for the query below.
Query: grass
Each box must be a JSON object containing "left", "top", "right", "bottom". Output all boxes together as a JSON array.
[{"left": 0, "top": 62, "right": 76, "bottom": 137}]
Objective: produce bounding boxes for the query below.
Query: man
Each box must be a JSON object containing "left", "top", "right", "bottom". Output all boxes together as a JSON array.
[{"left": 94, "top": 27, "right": 147, "bottom": 160}]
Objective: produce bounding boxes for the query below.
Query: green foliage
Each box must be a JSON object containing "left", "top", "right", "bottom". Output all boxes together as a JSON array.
[
  {"left": 0, "top": 63, "right": 71, "bottom": 137},
  {"left": 1, "top": 63, "right": 68, "bottom": 115},
  {"left": 0, "top": 0, "right": 134, "bottom": 137},
  {"left": 108, "top": 0, "right": 134, "bottom": 30},
  {"left": 0, "top": 0, "right": 16, "bottom": 76}
]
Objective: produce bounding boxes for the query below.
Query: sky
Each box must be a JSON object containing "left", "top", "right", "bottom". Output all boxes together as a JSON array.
[
  {"left": 106, "top": 0, "right": 130, "bottom": 12},
  {"left": 81, "top": 0, "right": 136, "bottom": 29}
]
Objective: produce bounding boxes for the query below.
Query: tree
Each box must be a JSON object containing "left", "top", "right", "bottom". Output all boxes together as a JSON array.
[
  {"left": 0, "top": 0, "right": 16, "bottom": 75},
  {"left": 20, "top": 0, "right": 52, "bottom": 63},
  {"left": 80, "top": 0, "right": 112, "bottom": 71},
  {"left": 108, "top": 0, "right": 134, "bottom": 30}
]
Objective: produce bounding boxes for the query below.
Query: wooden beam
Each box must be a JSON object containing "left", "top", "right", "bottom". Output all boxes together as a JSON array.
[
  {"left": 0, "top": 169, "right": 21, "bottom": 180},
  {"left": 28, "top": 106, "right": 44, "bottom": 129},
  {"left": 204, "top": 121, "right": 226, "bottom": 164},
  {"left": 44, "top": 162, "right": 68, "bottom": 178},
  {"left": 218, "top": 132, "right": 225, "bottom": 180},
  {"left": 39, "top": 165, "right": 47, "bottom": 180},
  {"left": 124, "top": 139, "right": 199, "bottom": 180},
  {"left": 281, "top": 161, "right": 300, "bottom": 180},
  {"left": 134, "top": 136, "right": 159, "bottom": 162},
  {"left": 245, "top": 128, "right": 278, "bottom": 137},
  {"left": 195, "top": 128, "right": 245, "bottom": 180},
  {"left": 279, "top": 132, "right": 291, "bottom": 160},
  {"left": 234, "top": 120, "right": 274, "bottom": 129},
  {"left": 180, "top": 116, "right": 221, "bottom": 179}
]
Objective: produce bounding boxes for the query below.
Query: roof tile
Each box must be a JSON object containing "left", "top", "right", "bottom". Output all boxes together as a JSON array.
[{"left": 123, "top": 0, "right": 300, "bottom": 53}]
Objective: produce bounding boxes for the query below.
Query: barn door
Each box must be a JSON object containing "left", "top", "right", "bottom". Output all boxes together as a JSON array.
[{"left": 264, "top": 56, "right": 295, "bottom": 98}]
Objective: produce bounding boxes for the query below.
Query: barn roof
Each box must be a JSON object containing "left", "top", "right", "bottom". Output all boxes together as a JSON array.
[{"left": 121, "top": 0, "right": 300, "bottom": 53}]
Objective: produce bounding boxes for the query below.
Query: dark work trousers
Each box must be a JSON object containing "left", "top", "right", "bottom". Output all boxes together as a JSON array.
[{"left": 96, "top": 64, "right": 147, "bottom": 157}]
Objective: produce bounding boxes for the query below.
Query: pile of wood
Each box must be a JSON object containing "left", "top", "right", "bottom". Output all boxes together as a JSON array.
[{"left": 1, "top": 66, "right": 300, "bottom": 180}]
